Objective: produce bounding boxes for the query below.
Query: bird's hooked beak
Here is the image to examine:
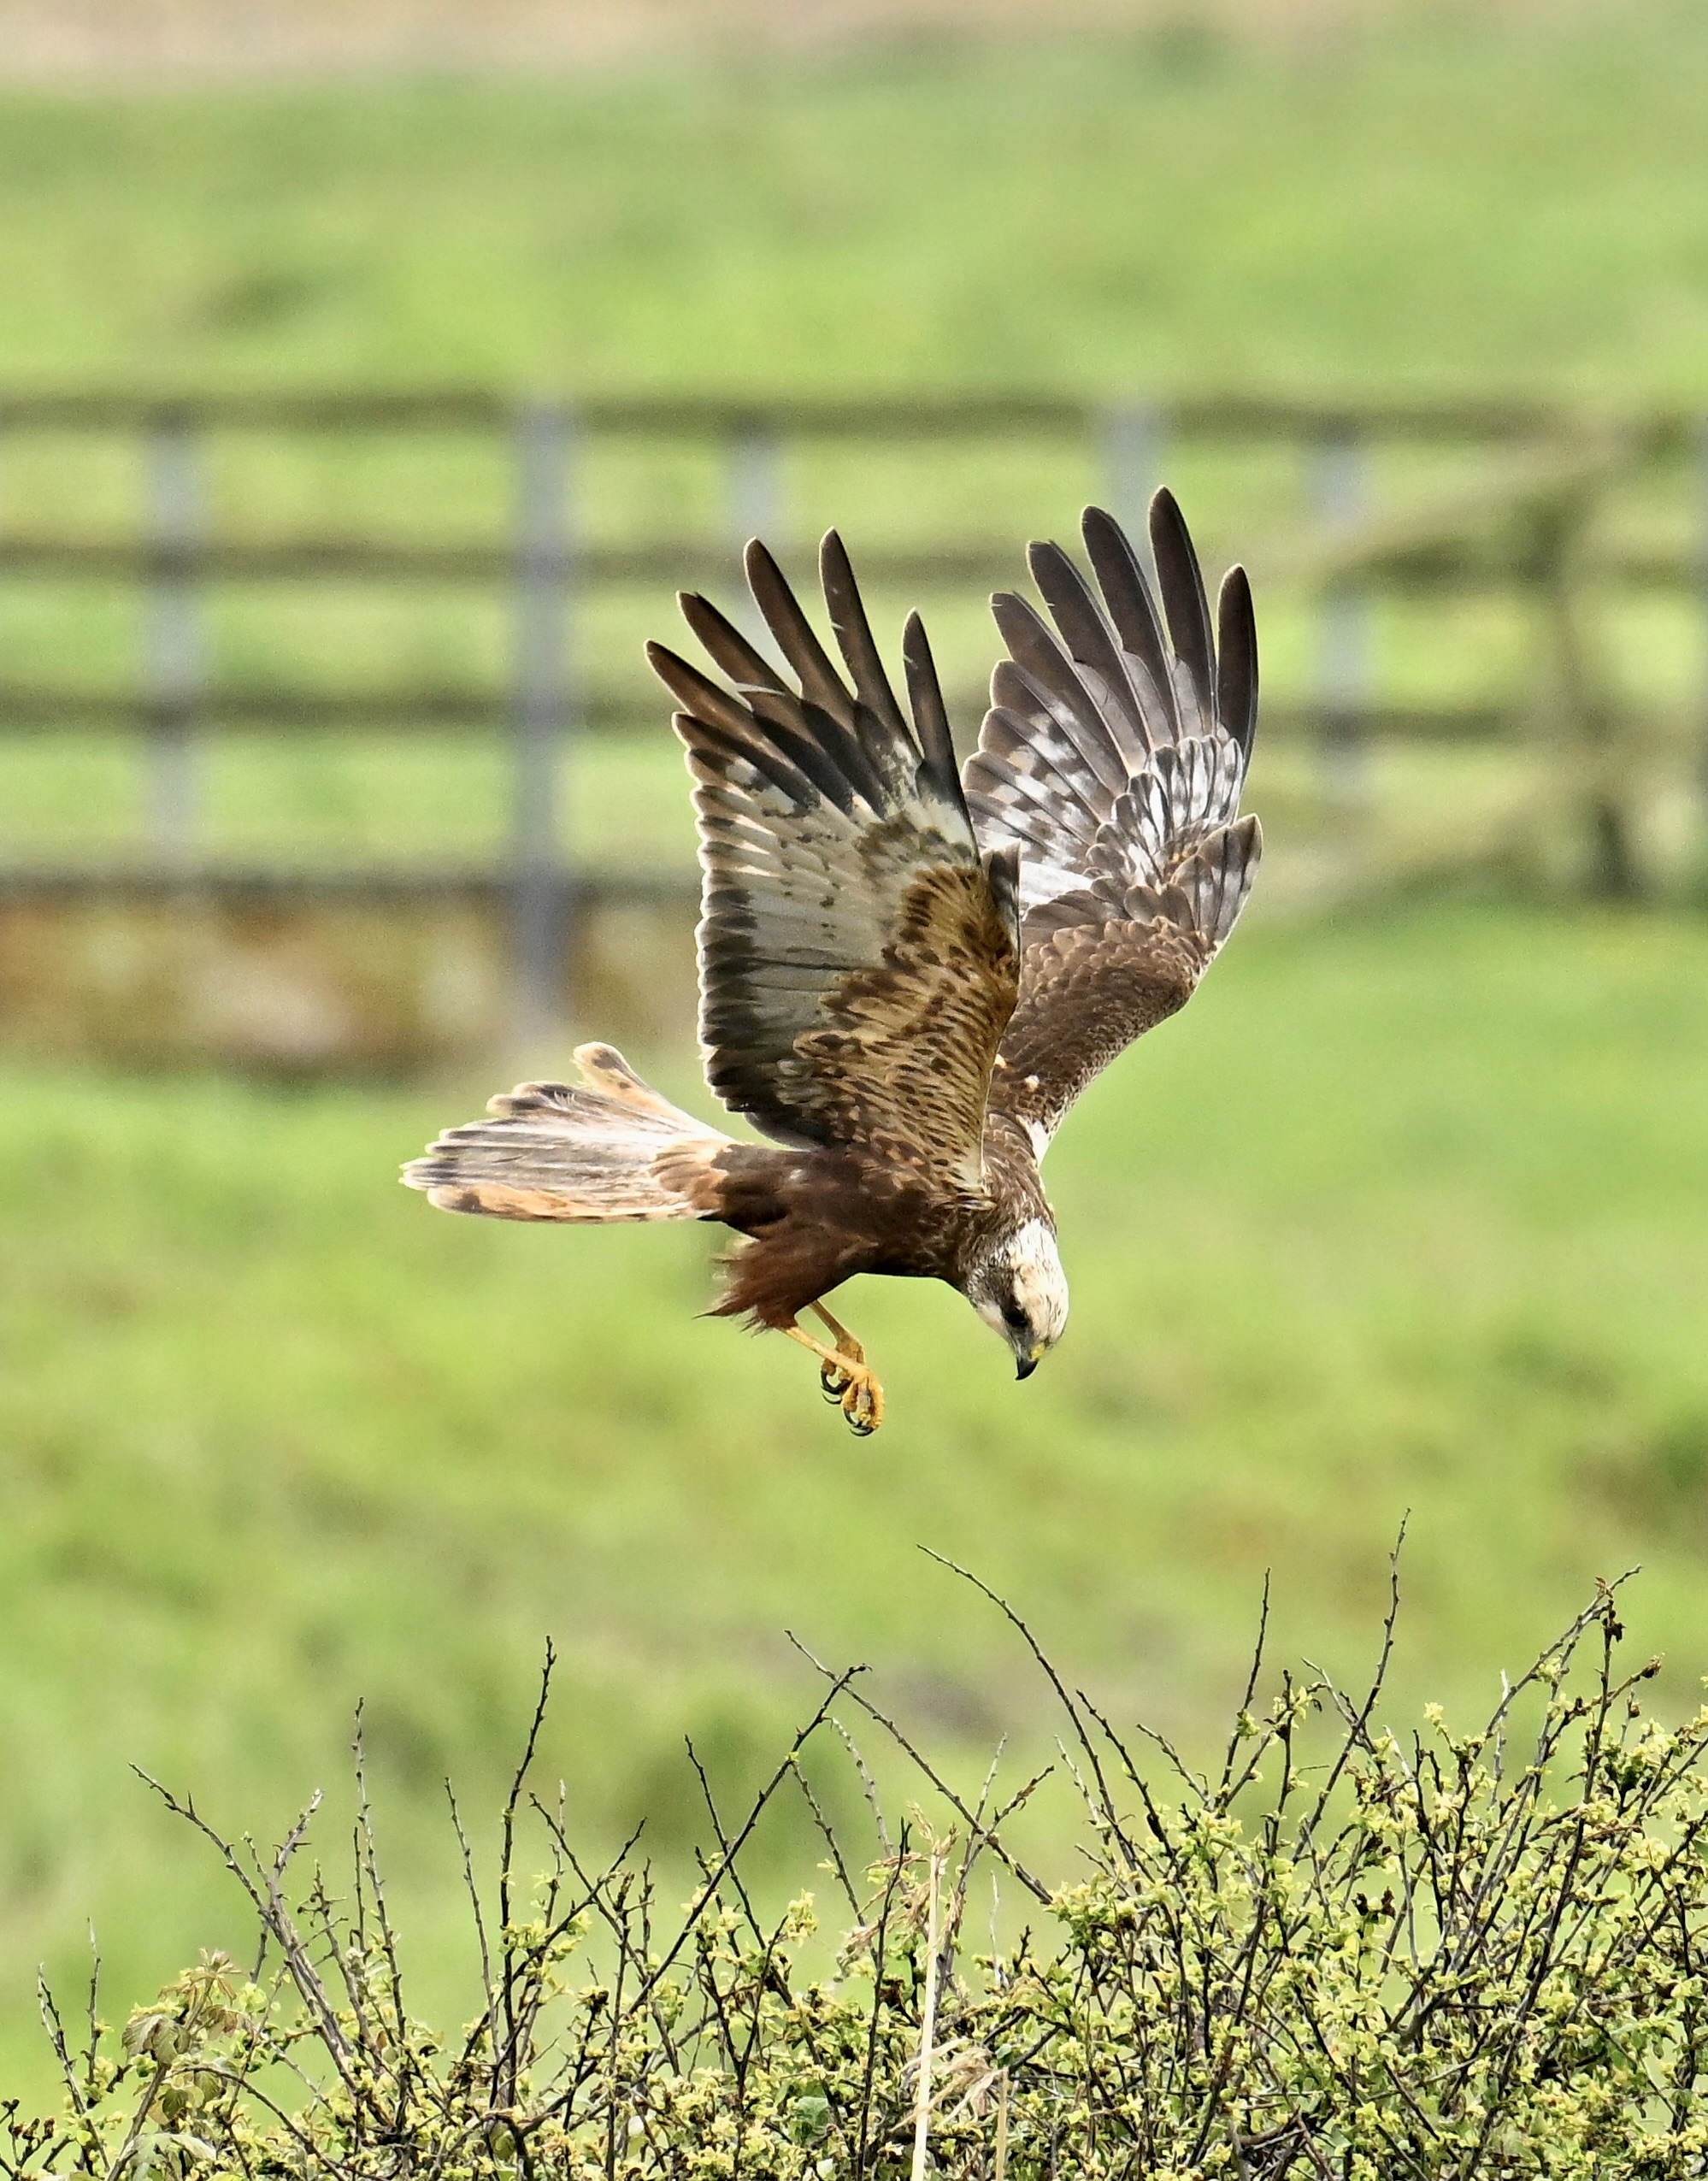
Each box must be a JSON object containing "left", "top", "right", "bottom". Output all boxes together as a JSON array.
[{"left": 1015, "top": 1345, "right": 1044, "bottom": 1382}]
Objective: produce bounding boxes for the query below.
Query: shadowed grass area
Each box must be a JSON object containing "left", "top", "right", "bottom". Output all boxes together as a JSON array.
[{"left": 3, "top": 896, "right": 1707, "bottom": 2092}]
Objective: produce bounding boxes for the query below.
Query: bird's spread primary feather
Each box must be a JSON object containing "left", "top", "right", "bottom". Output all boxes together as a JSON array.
[
  {"left": 650, "top": 533, "right": 1022, "bottom": 1196},
  {"left": 404, "top": 495, "right": 1262, "bottom": 1431},
  {"left": 966, "top": 492, "right": 1261, "bottom": 1158}
]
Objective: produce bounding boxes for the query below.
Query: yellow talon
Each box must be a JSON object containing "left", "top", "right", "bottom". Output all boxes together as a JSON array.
[
  {"left": 785, "top": 1308, "right": 884, "bottom": 1435},
  {"left": 838, "top": 1366, "right": 884, "bottom": 1435}
]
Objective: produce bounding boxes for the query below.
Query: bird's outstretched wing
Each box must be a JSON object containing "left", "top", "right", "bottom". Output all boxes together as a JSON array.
[
  {"left": 648, "top": 533, "right": 1022, "bottom": 1193},
  {"left": 963, "top": 492, "right": 1262, "bottom": 1156}
]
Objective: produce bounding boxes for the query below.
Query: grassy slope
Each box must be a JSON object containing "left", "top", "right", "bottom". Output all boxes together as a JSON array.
[
  {"left": 4, "top": 897, "right": 1708, "bottom": 2088},
  {"left": 3, "top": 9, "right": 1708, "bottom": 869},
  {"left": 1, "top": 8, "right": 1706, "bottom": 395}
]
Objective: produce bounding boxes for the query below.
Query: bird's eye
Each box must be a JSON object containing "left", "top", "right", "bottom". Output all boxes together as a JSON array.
[{"left": 1002, "top": 1301, "right": 1029, "bottom": 1333}]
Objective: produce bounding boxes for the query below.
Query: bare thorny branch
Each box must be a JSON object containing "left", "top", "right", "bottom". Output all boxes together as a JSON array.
[{"left": 15, "top": 1553, "right": 1708, "bottom": 2181}]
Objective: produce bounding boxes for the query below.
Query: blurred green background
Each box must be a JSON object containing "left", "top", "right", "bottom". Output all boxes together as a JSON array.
[{"left": 3, "top": 0, "right": 1708, "bottom": 2100}]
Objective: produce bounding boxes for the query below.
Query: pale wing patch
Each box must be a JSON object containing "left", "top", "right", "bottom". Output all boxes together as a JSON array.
[
  {"left": 967, "top": 496, "right": 1262, "bottom": 1152},
  {"left": 653, "top": 533, "right": 1020, "bottom": 1193}
]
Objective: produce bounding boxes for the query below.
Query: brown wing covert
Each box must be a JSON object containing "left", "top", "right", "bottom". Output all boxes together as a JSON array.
[
  {"left": 649, "top": 533, "right": 1022, "bottom": 1194},
  {"left": 964, "top": 492, "right": 1262, "bottom": 1152}
]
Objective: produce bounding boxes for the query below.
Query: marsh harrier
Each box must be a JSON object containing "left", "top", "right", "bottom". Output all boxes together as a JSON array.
[{"left": 405, "top": 493, "right": 1261, "bottom": 1434}]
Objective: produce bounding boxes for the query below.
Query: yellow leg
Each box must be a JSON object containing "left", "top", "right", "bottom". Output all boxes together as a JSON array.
[
  {"left": 783, "top": 1313, "right": 885, "bottom": 1436},
  {"left": 810, "top": 1302, "right": 864, "bottom": 1370},
  {"left": 809, "top": 1302, "right": 872, "bottom": 1414}
]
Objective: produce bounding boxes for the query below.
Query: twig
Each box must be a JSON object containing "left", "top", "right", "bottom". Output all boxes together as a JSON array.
[
  {"left": 910, "top": 1835, "right": 949, "bottom": 2181},
  {"left": 636, "top": 1670, "right": 863, "bottom": 2006},
  {"left": 445, "top": 1781, "right": 494, "bottom": 2019}
]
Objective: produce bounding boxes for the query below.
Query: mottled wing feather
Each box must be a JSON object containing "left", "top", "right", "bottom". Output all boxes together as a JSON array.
[
  {"left": 651, "top": 535, "right": 1021, "bottom": 1191},
  {"left": 966, "top": 492, "right": 1263, "bottom": 1151}
]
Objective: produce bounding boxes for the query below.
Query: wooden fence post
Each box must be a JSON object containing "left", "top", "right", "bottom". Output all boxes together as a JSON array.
[
  {"left": 144, "top": 408, "right": 202, "bottom": 862},
  {"left": 511, "top": 400, "right": 575, "bottom": 1041},
  {"left": 1103, "top": 402, "right": 1166, "bottom": 542},
  {"left": 1527, "top": 474, "right": 1638, "bottom": 899},
  {"left": 1315, "top": 424, "right": 1370, "bottom": 816}
]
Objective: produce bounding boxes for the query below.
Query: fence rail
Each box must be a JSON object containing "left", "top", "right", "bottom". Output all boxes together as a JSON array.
[
  {"left": 1, "top": 534, "right": 1700, "bottom": 591},
  {"left": 0, "top": 686, "right": 1525, "bottom": 741},
  {"left": 9, "top": 389, "right": 1672, "bottom": 436},
  {"left": 3, "top": 388, "right": 1706, "bottom": 1040}
]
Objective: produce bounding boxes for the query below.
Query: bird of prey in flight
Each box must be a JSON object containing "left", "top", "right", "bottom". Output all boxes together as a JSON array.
[{"left": 404, "top": 492, "right": 1261, "bottom": 1435}]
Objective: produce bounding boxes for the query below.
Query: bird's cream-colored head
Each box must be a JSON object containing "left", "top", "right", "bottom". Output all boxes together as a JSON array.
[{"left": 966, "top": 1218, "right": 1069, "bottom": 1379}]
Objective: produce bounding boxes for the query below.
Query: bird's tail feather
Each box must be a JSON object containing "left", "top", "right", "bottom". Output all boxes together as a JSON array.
[{"left": 402, "top": 1043, "right": 733, "bottom": 1223}]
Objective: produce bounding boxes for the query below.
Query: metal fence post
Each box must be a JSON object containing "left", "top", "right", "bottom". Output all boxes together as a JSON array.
[
  {"left": 727, "top": 417, "right": 781, "bottom": 645},
  {"left": 144, "top": 410, "right": 202, "bottom": 861},
  {"left": 512, "top": 400, "right": 575, "bottom": 1043},
  {"left": 1699, "top": 416, "right": 1708, "bottom": 822},
  {"left": 1316, "top": 425, "right": 1370, "bottom": 810},
  {"left": 1104, "top": 402, "right": 1167, "bottom": 542}
]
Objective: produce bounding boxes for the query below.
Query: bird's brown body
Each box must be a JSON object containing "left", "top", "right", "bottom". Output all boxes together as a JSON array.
[
  {"left": 406, "top": 492, "right": 1262, "bottom": 1432},
  {"left": 684, "top": 1110, "right": 1051, "bottom": 1332}
]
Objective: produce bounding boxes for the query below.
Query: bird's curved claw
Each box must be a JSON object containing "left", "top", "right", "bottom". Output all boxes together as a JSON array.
[
  {"left": 838, "top": 1366, "right": 884, "bottom": 1436},
  {"left": 786, "top": 1319, "right": 883, "bottom": 1435}
]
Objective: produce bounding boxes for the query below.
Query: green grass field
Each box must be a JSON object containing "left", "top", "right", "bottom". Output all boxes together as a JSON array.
[
  {"left": 5, "top": 896, "right": 1708, "bottom": 2091},
  {"left": 3, "top": 0, "right": 1708, "bottom": 2102},
  {"left": 3, "top": 3, "right": 1708, "bottom": 884},
  {"left": 3, "top": 4, "right": 1707, "bottom": 396}
]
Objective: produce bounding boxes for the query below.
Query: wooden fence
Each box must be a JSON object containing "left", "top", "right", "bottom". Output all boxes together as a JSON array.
[{"left": 1, "top": 391, "right": 1705, "bottom": 1059}]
